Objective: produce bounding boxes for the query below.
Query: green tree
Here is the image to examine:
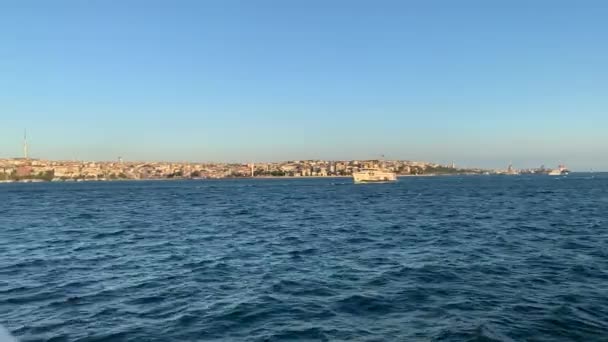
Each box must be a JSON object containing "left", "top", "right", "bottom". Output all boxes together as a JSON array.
[{"left": 38, "top": 170, "right": 54, "bottom": 181}]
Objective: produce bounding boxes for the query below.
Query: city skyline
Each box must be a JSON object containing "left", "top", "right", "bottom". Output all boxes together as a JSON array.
[
  {"left": 0, "top": 131, "right": 584, "bottom": 172},
  {"left": 0, "top": 154, "right": 570, "bottom": 184},
  {"left": 1, "top": 1, "right": 607, "bottom": 170}
]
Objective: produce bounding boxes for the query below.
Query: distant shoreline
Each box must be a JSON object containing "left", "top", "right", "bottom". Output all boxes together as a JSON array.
[
  {"left": 2, "top": 172, "right": 597, "bottom": 184},
  {"left": 0, "top": 173, "right": 466, "bottom": 184}
]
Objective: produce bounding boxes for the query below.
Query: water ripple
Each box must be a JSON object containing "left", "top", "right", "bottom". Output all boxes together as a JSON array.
[{"left": 1, "top": 175, "right": 608, "bottom": 341}]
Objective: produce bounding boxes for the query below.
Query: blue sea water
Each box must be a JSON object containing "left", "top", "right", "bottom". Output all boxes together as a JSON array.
[{"left": 1, "top": 175, "right": 607, "bottom": 341}]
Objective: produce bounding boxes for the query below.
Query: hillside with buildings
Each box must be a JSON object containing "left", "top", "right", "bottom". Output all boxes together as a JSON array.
[{"left": 0, "top": 158, "right": 484, "bottom": 182}]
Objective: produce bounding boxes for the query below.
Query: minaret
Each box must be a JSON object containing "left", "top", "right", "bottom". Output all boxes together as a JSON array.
[
  {"left": 251, "top": 163, "right": 255, "bottom": 177},
  {"left": 23, "top": 129, "right": 29, "bottom": 159}
]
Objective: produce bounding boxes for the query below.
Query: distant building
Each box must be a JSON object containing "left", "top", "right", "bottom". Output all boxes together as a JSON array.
[{"left": 16, "top": 166, "right": 32, "bottom": 177}]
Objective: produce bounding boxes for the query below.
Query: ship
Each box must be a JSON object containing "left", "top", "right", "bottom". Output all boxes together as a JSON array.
[
  {"left": 548, "top": 165, "right": 569, "bottom": 176},
  {"left": 352, "top": 168, "right": 397, "bottom": 183}
]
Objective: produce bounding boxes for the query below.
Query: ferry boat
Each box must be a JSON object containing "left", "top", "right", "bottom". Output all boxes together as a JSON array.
[
  {"left": 548, "top": 165, "right": 569, "bottom": 176},
  {"left": 352, "top": 169, "right": 397, "bottom": 184}
]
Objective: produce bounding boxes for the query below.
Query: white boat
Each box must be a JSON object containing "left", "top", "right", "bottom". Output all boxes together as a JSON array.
[
  {"left": 352, "top": 169, "right": 397, "bottom": 183},
  {"left": 548, "top": 165, "right": 569, "bottom": 176}
]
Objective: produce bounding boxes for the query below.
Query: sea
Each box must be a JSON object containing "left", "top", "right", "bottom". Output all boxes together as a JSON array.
[{"left": 1, "top": 174, "right": 607, "bottom": 341}]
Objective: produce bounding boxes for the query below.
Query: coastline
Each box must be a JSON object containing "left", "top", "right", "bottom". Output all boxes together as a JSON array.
[
  {"left": 0, "top": 173, "right": 475, "bottom": 184},
  {"left": 0, "top": 173, "right": 584, "bottom": 185}
]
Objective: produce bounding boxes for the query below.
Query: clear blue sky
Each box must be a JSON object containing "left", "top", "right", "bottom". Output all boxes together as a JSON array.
[{"left": 1, "top": 0, "right": 607, "bottom": 170}]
